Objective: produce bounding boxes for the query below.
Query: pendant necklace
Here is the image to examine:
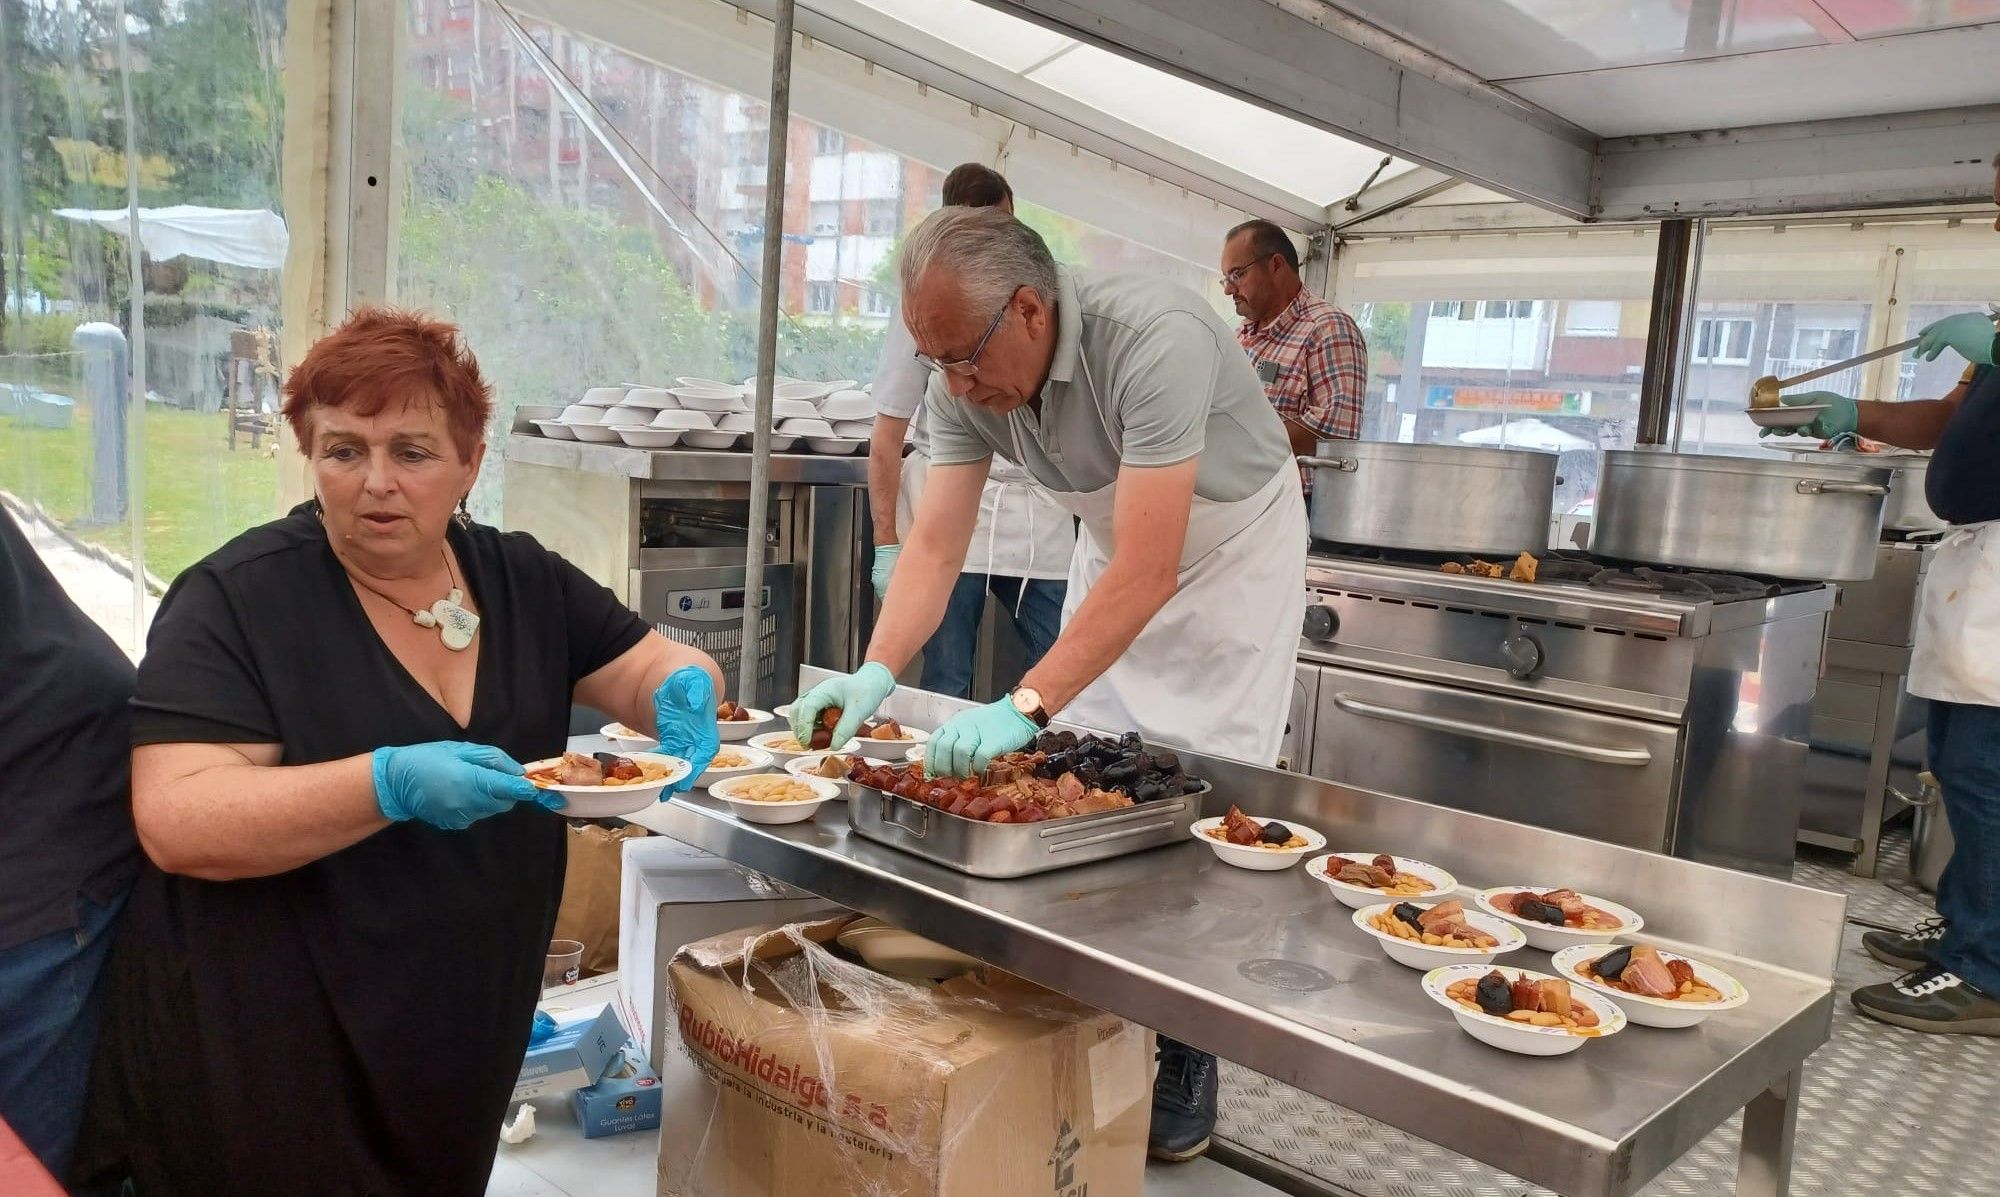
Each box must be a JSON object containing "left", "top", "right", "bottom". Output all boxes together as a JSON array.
[{"left": 347, "top": 547, "right": 481, "bottom": 651}]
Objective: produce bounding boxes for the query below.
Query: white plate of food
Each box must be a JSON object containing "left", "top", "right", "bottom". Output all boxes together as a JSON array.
[
  {"left": 1191, "top": 808, "right": 1325, "bottom": 871},
  {"left": 835, "top": 916, "right": 980, "bottom": 980},
  {"left": 695, "top": 744, "right": 774, "bottom": 790},
  {"left": 749, "top": 730, "right": 861, "bottom": 767},
  {"left": 1475, "top": 886, "right": 1644, "bottom": 952},
  {"left": 1551, "top": 944, "right": 1749, "bottom": 1028},
  {"left": 847, "top": 719, "right": 929, "bottom": 761},
  {"left": 1424, "top": 964, "right": 1626, "bottom": 1056},
  {"left": 599, "top": 721, "right": 656, "bottom": 748},
  {"left": 784, "top": 751, "right": 861, "bottom": 800},
  {"left": 1352, "top": 901, "right": 1524, "bottom": 969},
  {"left": 710, "top": 773, "right": 840, "bottom": 824},
  {"left": 715, "top": 701, "right": 773, "bottom": 740},
  {"left": 531, "top": 419, "right": 577, "bottom": 440},
  {"left": 1307, "top": 852, "right": 1457, "bottom": 909},
  {"left": 523, "top": 750, "right": 690, "bottom": 817}
]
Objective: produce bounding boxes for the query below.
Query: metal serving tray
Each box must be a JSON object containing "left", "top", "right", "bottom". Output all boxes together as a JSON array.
[{"left": 846, "top": 784, "right": 1205, "bottom": 878}]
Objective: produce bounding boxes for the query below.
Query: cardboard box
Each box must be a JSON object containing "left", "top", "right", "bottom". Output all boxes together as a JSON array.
[
  {"left": 658, "top": 917, "right": 1151, "bottom": 1197},
  {"left": 514, "top": 1003, "right": 627, "bottom": 1102},
  {"left": 616, "top": 836, "right": 832, "bottom": 1069},
  {"left": 570, "top": 1045, "right": 664, "bottom": 1139}
]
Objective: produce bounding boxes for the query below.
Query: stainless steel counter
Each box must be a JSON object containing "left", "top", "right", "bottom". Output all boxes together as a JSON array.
[
  {"left": 505, "top": 432, "right": 870, "bottom": 484},
  {"left": 624, "top": 674, "right": 1845, "bottom": 1197}
]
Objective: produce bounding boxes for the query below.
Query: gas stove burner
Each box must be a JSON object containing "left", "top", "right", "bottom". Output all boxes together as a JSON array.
[
  {"left": 1588, "top": 566, "right": 1779, "bottom": 602},
  {"left": 1307, "top": 541, "right": 1817, "bottom": 603}
]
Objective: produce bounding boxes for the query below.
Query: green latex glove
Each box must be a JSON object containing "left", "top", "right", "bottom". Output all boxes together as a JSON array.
[
  {"left": 789, "top": 661, "right": 897, "bottom": 748},
  {"left": 1914, "top": 312, "right": 1998, "bottom": 365},
  {"left": 870, "top": 544, "right": 900, "bottom": 602},
  {"left": 1757, "top": 390, "right": 1858, "bottom": 441},
  {"left": 925, "top": 697, "right": 1038, "bottom": 779}
]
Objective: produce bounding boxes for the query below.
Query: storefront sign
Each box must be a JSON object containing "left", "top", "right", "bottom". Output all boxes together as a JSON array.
[{"left": 1425, "top": 385, "right": 1589, "bottom": 414}]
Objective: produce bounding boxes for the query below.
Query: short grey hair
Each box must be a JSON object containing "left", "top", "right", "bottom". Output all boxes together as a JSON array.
[{"left": 898, "top": 205, "right": 1058, "bottom": 316}]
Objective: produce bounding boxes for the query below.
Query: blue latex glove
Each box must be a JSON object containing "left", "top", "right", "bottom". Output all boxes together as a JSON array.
[
  {"left": 527, "top": 1009, "right": 560, "bottom": 1047},
  {"left": 870, "top": 544, "right": 900, "bottom": 602},
  {"left": 1756, "top": 390, "right": 1858, "bottom": 440},
  {"left": 652, "top": 665, "right": 720, "bottom": 795},
  {"left": 371, "top": 741, "right": 550, "bottom": 829},
  {"left": 925, "top": 697, "right": 1038, "bottom": 779},
  {"left": 1914, "top": 312, "right": 1998, "bottom": 365},
  {"left": 789, "top": 661, "right": 897, "bottom": 747}
]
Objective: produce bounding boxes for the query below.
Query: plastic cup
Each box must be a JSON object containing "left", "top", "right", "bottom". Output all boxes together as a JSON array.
[{"left": 544, "top": 939, "right": 584, "bottom": 988}]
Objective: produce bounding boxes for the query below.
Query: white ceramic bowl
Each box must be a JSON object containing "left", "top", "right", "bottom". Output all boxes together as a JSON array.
[
  {"left": 615, "top": 427, "right": 682, "bottom": 449},
  {"left": 772, "top": 398, "right": 821, "bottom": 420},
  {"left": 1474, "top": 887, "right": 1646, "bottom": 953},
  {"left": 807, "top": 437, "right": 865, "bottom": 455},
  {"left": 621, "top": 387, "right": 678, "bottom": 410},
  {"left": 603, "top": 404, "right": 658, "bottom": 427},
  {"left": 516, "top": 404, "right": 564, "bottom": 422},
  {"left": 850, "top": 726, "right": 929, "bottom": 762},
  {"left": 714, "top": 412, "right": 754, "bottom": 433},
  {"left": 1189, "top": 816, "right": 1326, "bottom": 871},
  {"left": 696, "top": 744, "right": 775, "bottom": 789},
  {"left": 904, "top": 742, "right": 925, "bottom": 764},
  {"left": 773, "top": 379, "right": 838, "bottom": 402},
  {"left": 831, "top": 420, "right": 875, "bottom": 438},
  {"left": 749, "top": 730, "right": 860, "bottom": 768},
  {"left": 650, "top": 409, "right": 715, "bottom": 430},
  {"left": 676, "top": 376, "right": 738, "bottom": 392},
  {"left": 1549, "top": 944, "right": 1750, "bottom": 1029},
  {"left": 598, "top": 721, "right": 656, "bottom": 748},
  {"left": 1351, "top": 902, "right": 1526, "bottom": 970},
  {"left": 531, "top": 419, "right": 577, "bottom": 440},
  {"left": 770, "top": 435, "right": 799, "bottom": 452},
  {"left": 672, "top": 388, "right": 749, "bottom": 413},
  {"left": 570, "top": 423, "right": 624, "bottom": 443},
  {"left": 578, "top": 386, "right": 626, "bottom": 407},
  {"left": 1422, "top": 964, "right": 1627, "bottom": 1056},
  {"left": 711, "top": 773, "right": 839, "bottom": 824},
  {"left": 558, "top": 404, "right": 607, "bottom": 423},
  {"left": 784, "top": 751, "right": 863, "bottom": 800},
  {"left": 522, "top": 751, "right": 690, "bottom": 817},
  {"left": 1305, "top": 853, "right": 1458, "bottom": 910},
  {"left": 682, "top": 429, "right": 744, "bottom": 450},
  {"left": 819, "top": 389, "right": 875, "bottom": 422},
  {"left": 716, "top": 707, "right": 774, "bottom": 741},
  {"left": 778, "top": 417, "right": 834, "bottom": 438}
]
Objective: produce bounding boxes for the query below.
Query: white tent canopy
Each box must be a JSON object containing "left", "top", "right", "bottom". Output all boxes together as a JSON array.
[
  {"left": 1457, "top": 417, "right": 1590, "bottom": 453},
  {"left": 53, "top": 205, "right": 288, "bottom": 270}
]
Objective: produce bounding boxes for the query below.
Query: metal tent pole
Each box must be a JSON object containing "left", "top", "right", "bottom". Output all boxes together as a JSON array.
[{"left": 739, "top": 0, "right": 795, "bottom": 706}]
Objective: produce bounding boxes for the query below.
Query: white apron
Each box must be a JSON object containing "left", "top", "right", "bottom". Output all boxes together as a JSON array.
[
  {"left": 1052, "top": 464, "right": 1307, "bottom": 766},
  {"left": 1908, "top": 519, "right": 2000, "bottom": 706}
]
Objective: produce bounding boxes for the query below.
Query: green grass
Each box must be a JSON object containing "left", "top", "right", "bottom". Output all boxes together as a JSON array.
[{"left": 0, "top": 393, "right": 281, "bottom": 583}]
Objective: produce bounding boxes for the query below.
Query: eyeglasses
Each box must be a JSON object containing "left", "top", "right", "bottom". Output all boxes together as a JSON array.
[
  {"left": 1220, "top": 256, "right": 1273, "bottom": 289},
  {"left": 914, "top": 299, "right": 1011, "bottom": 377}
]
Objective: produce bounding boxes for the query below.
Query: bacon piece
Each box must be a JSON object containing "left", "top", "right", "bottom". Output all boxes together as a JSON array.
[
  {"left": 1221, "top": 805, "right": 1265, "bottom": 846},
  {"left": 554, "top": 752, "right": 604, "bottom": 786},
  {"left": 1621, "top": 946, "right": 1678, "bottom": 997},
  {"left": 1535, "top": 979, "right": 1571, "bottom": 1018}
]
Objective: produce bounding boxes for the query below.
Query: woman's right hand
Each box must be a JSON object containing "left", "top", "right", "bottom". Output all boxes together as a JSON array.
[{"left": 371, "top": 741, "right": 554, "bottom": 830}]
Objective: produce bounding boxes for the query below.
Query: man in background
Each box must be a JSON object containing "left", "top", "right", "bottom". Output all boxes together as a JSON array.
[
  {"left": 866, "top": 164, "right": 1073, "bottom": 698},
  {"left": 1221, "top": 218, "right": 1369, "bottom": 491}
]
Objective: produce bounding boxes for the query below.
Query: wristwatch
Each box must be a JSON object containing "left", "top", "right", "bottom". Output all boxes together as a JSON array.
[{"left": 1009, "top": 687, "right": 1050, "bottom": 729}]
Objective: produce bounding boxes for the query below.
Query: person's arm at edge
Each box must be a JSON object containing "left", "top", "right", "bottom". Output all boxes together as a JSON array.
[
  {"left": 861, "top": 457, "right": 989, "bottom": 675},
  {"left": 868, "top": 415, "right": 911, "bottom": 546},
  {"left": 1854, "top": 380, "right": 1969, "bottom": 450},
  {"left": 134, "top": 741, "right": 386, "bottom": 881},
  {"left": 573, "top": 629, "right": 725, "bottom": 733},
  {"left": 1016, "top": 458, "right": 1195, "bottom": 712}
]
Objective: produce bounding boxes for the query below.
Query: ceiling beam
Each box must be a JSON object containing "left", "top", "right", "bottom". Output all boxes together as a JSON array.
[
  {"left": 1596, "top": 104, "right": 2000, "bottom": 221},
  {"left": 1331, "top": 166, "right": 1457, "bottom": 231},
  {"left": 984, "top": 0, "right": 1597, "bottom": 218}
]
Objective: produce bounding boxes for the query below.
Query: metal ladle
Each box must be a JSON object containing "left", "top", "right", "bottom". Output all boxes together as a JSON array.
[{"left": 1747, "top": 335, "right": 1922, "bottom": 409}]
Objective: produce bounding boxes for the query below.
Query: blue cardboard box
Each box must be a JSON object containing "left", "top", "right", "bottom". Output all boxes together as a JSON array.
[
  {"left": 570, "top": 1045, "right": 663, "bottom": 1138},
  {"left": 515, "top": 1004, "right": 626, "bottom": 1101}
]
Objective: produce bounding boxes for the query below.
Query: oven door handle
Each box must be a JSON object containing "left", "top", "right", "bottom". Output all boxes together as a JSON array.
[{"left": 1330, "top": 693, "right": 1655, "bottom": 767}]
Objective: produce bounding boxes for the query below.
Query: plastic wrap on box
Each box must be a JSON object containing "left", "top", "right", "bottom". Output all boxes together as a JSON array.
[{"left": 659, "top": 916, "right": 1149, "bottom": 1197}]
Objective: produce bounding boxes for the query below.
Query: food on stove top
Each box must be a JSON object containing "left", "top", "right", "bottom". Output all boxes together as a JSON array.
[
  {"left": 1023, "top": 729, "right": 1206, "bottom": 802},
  {"left": 1490, "top": 888, "right": 1624, "bottom": 931},
  {"left": 716, "top": 700, "right": 757, "bottom": 722},
  {"left": 1439, "top": 551, "right": 1538, "bottom": 582},
  {"left": 527, "top": 751, "right": 666, "bottom": 788},
  {"left": 1447, "top": 969, "right": 1602, "bottom": 1031},
  {"left": 725, "top": 776, "right": 821, "bottom": 803},
  {"left": 1369, "top": 900, "right": 1499, "bottom": 949},
  {"left": 803, "top": 753, "right": 852, "bottom": 778},
  {"left": 1327, "top": 853, "right": 1439, "bottom": 895},
  {"left": 1205, "top": 805, "right": 1307, "bottom": 849},
  {"left": 847, "top": 757, "right": 1133, "bottom": 823},
  {"left": 1577, "top": 945, "right": 1725, "bottom": 1002}
]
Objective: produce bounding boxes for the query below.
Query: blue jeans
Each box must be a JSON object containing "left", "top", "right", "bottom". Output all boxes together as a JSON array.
[
  {"left": 920, "top": 573, "right": 1067, "bottom": 700},
  {"left": 1929, "top": 700, "right": 2000, "bottom": 994},
  {"left": 0, "top": 889, "right": 127, "bottom": 1178}
]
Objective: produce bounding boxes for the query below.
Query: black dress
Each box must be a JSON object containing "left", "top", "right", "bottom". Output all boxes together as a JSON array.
[{"left": 85, "top": 504, "right": 646, "bottom": 1196}]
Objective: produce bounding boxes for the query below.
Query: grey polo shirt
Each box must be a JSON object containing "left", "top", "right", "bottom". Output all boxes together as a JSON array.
[{"left": 924, "top": 269, "right": 1292, "bottom": 504}]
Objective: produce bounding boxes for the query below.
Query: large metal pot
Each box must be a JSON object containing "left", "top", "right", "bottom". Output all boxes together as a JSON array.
[
  {"left": 1593, "top": 450, "right": 1891, "bottom": 580},
  {"left": 1301, "top": 442, "right": 1558, "bottom": 555},
  {"left": 1777, "top": 447, "right": 1942, "bottom": 533}
]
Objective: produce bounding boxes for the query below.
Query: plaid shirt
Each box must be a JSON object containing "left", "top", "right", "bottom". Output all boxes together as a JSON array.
[{"left": 1237, "top": 288, "right": 1368, "bottom": 490}]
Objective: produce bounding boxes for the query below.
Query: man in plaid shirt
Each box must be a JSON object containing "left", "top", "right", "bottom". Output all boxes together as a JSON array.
[{"left": 1222, "top": 219, "right": 1369, "bottom": 492}]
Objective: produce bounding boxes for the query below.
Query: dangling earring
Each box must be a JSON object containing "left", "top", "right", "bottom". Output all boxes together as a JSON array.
[
  {"left": 454, "top": 496, "right": 473, "bottom": 529},
  {"left": 308, "top": 495, "right": 324, "bottom": 522}
]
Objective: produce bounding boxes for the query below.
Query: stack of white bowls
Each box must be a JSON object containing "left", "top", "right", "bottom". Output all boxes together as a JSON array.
[{"left": 528, "top": 377, "right": 879, "bottom": 456}]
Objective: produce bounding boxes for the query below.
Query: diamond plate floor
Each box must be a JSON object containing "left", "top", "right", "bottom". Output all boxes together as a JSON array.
[{"left": 1214, "top": 829, "right": 2000, "bottom": 1197}]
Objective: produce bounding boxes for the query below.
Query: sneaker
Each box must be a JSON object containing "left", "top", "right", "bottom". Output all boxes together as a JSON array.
[
  {"left": 1851, "top": 965, "right": 2000, "bottom": 1035},
  {"left": 1862, "top": 917, "right": 1948, "bottom": 971},
  {"left": 1147, "top": 1038, "right": 1218, "bottom": 1163}
]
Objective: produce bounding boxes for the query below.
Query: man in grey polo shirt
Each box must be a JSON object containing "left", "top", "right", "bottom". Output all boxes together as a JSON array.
[{"left": 788, "top": 205, "right": 1308, "bottom": 1161}]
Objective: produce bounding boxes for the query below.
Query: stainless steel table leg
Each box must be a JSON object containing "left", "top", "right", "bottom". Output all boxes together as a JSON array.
[
  {"left": 1736, "top": 1067, "right": 1802, "bottom": 1197},
  {"left": 1852, "top": 681, "right": 1901, "bottom": 879}
]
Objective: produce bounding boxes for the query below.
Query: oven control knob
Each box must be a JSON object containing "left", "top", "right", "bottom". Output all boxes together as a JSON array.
[
  {"left": 1302, "top": 604, "right": 1339, "bottom": 642},
  {"left": 1499, "top": 634, "right": 1543, "bottom": 680}
]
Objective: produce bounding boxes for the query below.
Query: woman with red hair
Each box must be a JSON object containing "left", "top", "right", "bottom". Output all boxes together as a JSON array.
[{"left": 79, "top": 308, "right": 721, "bottom": 1193}]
